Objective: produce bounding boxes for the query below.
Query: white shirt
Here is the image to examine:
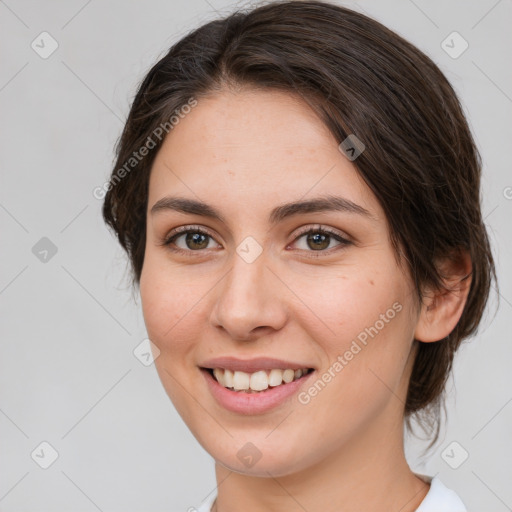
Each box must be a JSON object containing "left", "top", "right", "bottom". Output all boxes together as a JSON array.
[{"left": 193, "top": 474, "right": 467, "bottom": 512}]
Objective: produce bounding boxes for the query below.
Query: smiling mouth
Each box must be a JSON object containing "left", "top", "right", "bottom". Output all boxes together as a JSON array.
[{"left": 203, "top": 367, "right": 314, "bottom": 393}]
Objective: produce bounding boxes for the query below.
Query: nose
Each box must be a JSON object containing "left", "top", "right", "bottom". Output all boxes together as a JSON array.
[{"left": 209, "top": 251, "right": 288, "bottom": 342}]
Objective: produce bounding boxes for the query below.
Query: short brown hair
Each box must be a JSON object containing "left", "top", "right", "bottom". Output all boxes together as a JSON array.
[{"left": 102, "top": 0, "right": 497, "bottom": 447}]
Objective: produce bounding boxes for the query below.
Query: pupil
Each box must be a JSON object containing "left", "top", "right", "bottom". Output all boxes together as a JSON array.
[
  {"left": 187, "top": 232, "right": 208, "bottom": 250},
  {"left": 308, "top": 233, "right": 329, "bottom": 250}
]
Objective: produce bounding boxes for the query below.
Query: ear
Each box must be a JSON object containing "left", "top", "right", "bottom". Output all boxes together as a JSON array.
[{"left": 414, "top": 249, "right": 472, "bottom": 343}]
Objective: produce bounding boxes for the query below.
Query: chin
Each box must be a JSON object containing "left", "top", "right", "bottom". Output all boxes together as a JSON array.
[{"left": 199, "top": 433, "right": 318, "bottom": 478}]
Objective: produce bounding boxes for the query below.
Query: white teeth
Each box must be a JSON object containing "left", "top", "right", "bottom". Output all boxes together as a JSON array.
[
  {"left": 213, "top": 368, "right": 225, "bottom": 387},
  {"left": 250, "top": 370, "right": 269, "bottom": 391},
  {"left": 268, "top": 368, "right": 283, "bottom": 386},
  {"left": 282, "top": 369, "right": 295, "bottom": 383},
  {"left": 211, "top": 367, "right": 310, "bottom": 392},
  {"left": 233, "top": 370, "right": 250, "bottom": 390},
  {"left": 224, "top": 369, "right": 234, "bottom": 388}
]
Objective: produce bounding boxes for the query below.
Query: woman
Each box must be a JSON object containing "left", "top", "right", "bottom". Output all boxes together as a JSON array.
[{"left": 101, "top": 1, "right": 497, "bottom": 510}]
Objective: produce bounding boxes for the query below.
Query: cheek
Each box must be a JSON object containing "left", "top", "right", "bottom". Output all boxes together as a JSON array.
[
  {"left": 139, "top": 257, "right": 215, "bottom": 357},
  {"left": 290, "top": 265, "right": 405, "bottom": 352},
  {"left": 139, "top": 263, "right": 202, "bottom": 408},
  {"left": 140, "top": 260, "right": 183, "bottom": 349},
  {"left": 291, "top": 267, "right": 414, "bottom": 407}
]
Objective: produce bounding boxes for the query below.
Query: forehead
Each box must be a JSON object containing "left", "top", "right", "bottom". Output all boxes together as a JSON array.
[{"left": 147, "top": 88, "right": 382, "bottom": 223}]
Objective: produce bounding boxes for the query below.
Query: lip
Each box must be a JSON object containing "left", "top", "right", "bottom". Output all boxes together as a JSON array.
[
  {"left": 199, "top": 356, "right": 315, "bottom": 373},
  {"left": 200, "top": 366, "right": 315, "bottom": 415}
]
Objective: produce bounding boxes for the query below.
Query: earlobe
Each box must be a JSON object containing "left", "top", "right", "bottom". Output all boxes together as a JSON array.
[{"left": 414, "top": 250, "right": 472, "bottom": 343}]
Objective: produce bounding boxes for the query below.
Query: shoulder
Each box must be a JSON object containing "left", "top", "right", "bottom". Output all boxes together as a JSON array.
[{"left": 415, "top": 474, "right": 468, "bottom": 512}]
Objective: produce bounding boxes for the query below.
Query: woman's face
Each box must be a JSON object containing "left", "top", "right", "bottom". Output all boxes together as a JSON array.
[{"left": 140, "top": 88, "right": 421, "bottom": 476}]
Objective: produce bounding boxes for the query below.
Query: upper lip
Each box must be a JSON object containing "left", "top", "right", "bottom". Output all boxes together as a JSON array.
[{"left": 200, "top": 356, "right": 314, "bottom": 373}]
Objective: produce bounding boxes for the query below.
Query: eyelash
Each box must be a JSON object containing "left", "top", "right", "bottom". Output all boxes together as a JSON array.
[{"left": 158, "top": 224, "right": 352, "bottom": 259}]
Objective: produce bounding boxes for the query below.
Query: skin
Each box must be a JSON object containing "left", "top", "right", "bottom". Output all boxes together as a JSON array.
[{"left": 139, "top": 87, "right": 471, "bottom": 512}]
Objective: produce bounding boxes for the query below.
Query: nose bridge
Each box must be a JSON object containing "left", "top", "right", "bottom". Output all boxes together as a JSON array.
[{"left": 210, "top": 245, "right": 287, "bottom": 340}]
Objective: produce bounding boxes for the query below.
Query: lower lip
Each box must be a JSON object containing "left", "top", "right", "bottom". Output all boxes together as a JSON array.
[{"left": 201, "top": 368, "right": 314, "bottom": 414}]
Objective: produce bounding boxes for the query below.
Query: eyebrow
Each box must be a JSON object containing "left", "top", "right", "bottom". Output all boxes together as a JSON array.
[{"left": 150, "top": 194, "right": 375, "bottom": 224}]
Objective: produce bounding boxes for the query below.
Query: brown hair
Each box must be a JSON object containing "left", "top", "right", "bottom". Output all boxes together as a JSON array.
[{"left": 101, "top": 0, "right": 497, "bottom": 448}]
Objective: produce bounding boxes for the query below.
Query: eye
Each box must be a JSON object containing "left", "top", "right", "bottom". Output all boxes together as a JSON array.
[
  {"left": 289, "top": 225, "right": 352, "bottom": 257},
  {"left": 158, "top": 225, "right": 220, "bottom": 255}
]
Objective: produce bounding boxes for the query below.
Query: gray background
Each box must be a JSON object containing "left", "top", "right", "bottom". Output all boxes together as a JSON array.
[{"left": 0, "top": 0, "right": 511, "bottom": 510}]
